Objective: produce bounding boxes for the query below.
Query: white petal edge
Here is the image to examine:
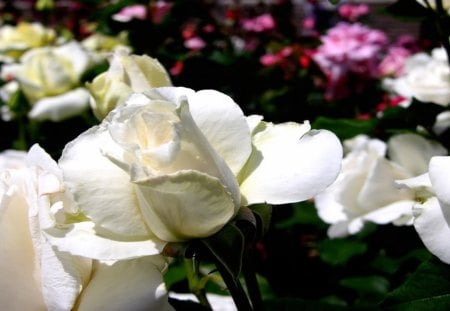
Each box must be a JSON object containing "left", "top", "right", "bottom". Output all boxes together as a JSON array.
[
  {"left": 44, "top": 221, "right": 165, "bottom": 261},
  {"left": 413, "top": 197, "right": 450, "bottom": 264},
  {"left": 135, "top": 170, "right": 236, "bottom": 242},
  {"left": 28, "top": 88, "right": 90, "bottom": 121},
  {"left": 59, "top": 125, "right": 151, "bottom": 238},
  {"left": 388, "top": 134, "right": 447, "bottom": 176},
  {"left": 0, "top": 189, "right": 46, "bottom": 311},
  {"left": 76, "top": 256, "right": 174, "bottom": 311},
  {"left": 429, "top": 156, "right": 450, "bottom": 206},
  {"left": 187, "top": 89, "right": 252, "bottom": 175},
  {"left": 240, "top": 124, "right": 343, "bottom": 205}
]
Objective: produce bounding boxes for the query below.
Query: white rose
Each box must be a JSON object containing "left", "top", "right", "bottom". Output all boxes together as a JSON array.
[
  {"left": 87, "top": 49, "right": 172, "bottom": 120},
  {"left": 82, "top": 32, "right": 130, "bottom": 54},
  {"left": 397, "top": 156, "right": 450, "bottom": 264},
  {"left": 1, "top": 41, "right": 93, "bottom": 121},
  {"left": 315, "top": 133, "right": 447, "bottom": 238},
  {"left": 416, "top": 0, "right": 450, "bottom": 12},
  {"left": 0, "top": 144, "right": 92, "bottom": 310},
  {"left": 382, "top": 47, "right": 450, "bottom": 107},
  {"left": 0, "top": 22, "right": 55, "bottom": 62},
  {"left": 0, "top": 144, "right": 173, "bottom": 310},
  {"left": 433, "top": 110, "right": 450, "bottom": 135},
  {"left": 0, "top": 148, "right": 27, "bottom": 169},
  {"left": 47, "top": 86, "right": 343, "bottom": 261}
]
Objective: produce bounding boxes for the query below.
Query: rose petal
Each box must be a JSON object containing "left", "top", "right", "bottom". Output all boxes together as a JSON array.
[
  {"left": 357, "top": 158, "right": 412, "bottom": 211},
  {"left": 413, "top": 197, "right": 450, "bottom": 264},
  {"left": 44, "top": 221, "right": 164, "bottom": 260},
  {"left": 76, "top": 256, "right": 173, "bottom": 311},
  {"left": 239, "top": 122, "right": 343, "bottom": 205},
  {"left": 135, "top": 170, "right": 236, "bottom": 241},
  {"left": 0, "top": 190, "right": 45, "bottom": 310},
  {"left": 54, "top": 41, "right": 90, "bottom": 77},
  {"left": 39, "top": 242, "right": 91, "bottom": 310},
  {"left": 429, "top": 156, "right": 450, "bottom": 206},
  {"left": 144, "top": 87, "right": 252, "bottom": 175},
  {"left": 362, "top": 200, "right": 414, "bottom": 225},
  {"left": 28, "top": 88, "right": 90, "bottom": 121},
  {"left": 388, "top": 134, "right": 447, "bottom": 176},
  {"left": 187, "top": 90, "right": 252, "bottom": 175},
  {"left": 59, "top": 126, "right": 152, "bottom": 238}
]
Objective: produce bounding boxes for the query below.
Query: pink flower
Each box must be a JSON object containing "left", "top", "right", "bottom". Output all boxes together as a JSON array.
[
  {"left": 149, "top": 1, "right": 173, "bottom": 24},
  {"left": 260, "top": 54, "right": 281, "bottom": 66},
  {"left": 112, "top": 5, "right": 147, "bottom": 22},
  {"left": 312, "top": 22, "right": 388, "bottom": 100},
  {"left": 259, "top": 46, "right": 293, "bottom": 67},
  {"left": 170, "top": 60, "right": 184, "bottom": 76},
  {"left": 242, "top": 13, "right": 276, "bottom": 32},
  {"left": 378, "top": 35, "right": 419, "bottom": 77},
  {"left": 378, "top": 46, "right": 412, "bottom": 77},
  {"left": 338, "top": 3, "right": 369, "bottom": 22},
  {"left": 184, "top": 36, "right": 206, "bottom": 50},
  {"left": 303, "top": 17, "right": 316, "bottom": 31}
]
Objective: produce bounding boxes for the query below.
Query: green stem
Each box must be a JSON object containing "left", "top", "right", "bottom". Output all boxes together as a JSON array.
[
  {"left": 243, "top": 248, "right": 264, "bottom": 311},
  {"left": 184, "top": 258, "right": 212, "bottom": 309},
  {"left": 215, "top": 260, "right": 253, "bottom": 311},
  {"left": 429, "top": 0, "right": 450, "bottom": 68},
  {"left": 13, "top": 116, "right": 28, "bottom": 150}
]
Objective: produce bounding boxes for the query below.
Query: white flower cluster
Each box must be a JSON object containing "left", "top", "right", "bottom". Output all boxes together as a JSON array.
[
  {"left": 0, "top": 51, "right": 343, "bottom": 310},
  {"left": 0, "top": 22, "right": 130, "bottom": 122}
]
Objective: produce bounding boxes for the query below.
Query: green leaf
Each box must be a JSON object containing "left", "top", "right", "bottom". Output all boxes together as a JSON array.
[
  {"left": 250, "top": 204, "right": 272, "bottom": 238},
  {"left": 370, "top": 248, "right": 431, "bottom": 275},
  {"left": 164, "top": 259, "right": 188, "bottom": 290},
  {"left": 199, "top": 223, "right": 244, "bottom": 280},
  {"left": 312, "top": 116, "right": 377, "bottom": 140},
  {"left": 340, "top": 275, "right": 390, "bottom": 297},
  {"left": 378, "top": 100, "right": 445, "bottom": 134},
  {"left": 318, "top": 238, "right": 368, "bottom": 266},
  {"left": 382, "top": 256, "right": 450, "bottom": 310}
]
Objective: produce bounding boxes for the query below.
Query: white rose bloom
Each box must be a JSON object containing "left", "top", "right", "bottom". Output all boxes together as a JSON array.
[
  {"left": 397, "top": 156, "right": 450, "bottom": 264},
  {"left": 0, "top": 22, "right": 56, "bottom": 62},
  {"left": 315, "top": 133, "right": 447, "bottom": 238},
  {"left": 0, "top": 144, "right": 173, "bottom": 310},
  {"left": 47, "top": 86, "right": 343, "bottom": 261},
  {"left": 1, "top": 41, "right": 93, "bottom": 121},
  {"left": 87, "top": 49, "right": 172, "bottom": 120},
  {"left": 382, "top": 47, "right": 450, "bottom": 107},
  {"left": 0, "top": 144, "right": 92, "bottom": 310}
]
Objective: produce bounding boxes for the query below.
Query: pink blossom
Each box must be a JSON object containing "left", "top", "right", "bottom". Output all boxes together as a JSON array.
[
  {"left": 203, "top": 24, "right": 215, "bottom": 33},
  {"left": 170, "top": 60, "right": 184, "bottom": 76},
  {"left": 378, "top": 46, "right": 412, "bottom": 77},
  {"left": 242, "top": 13, "right": 276, "bottom": 32},
  {"left": 312, "top": 22, "right": 388, "bottom": 100},
  {"left": 112, "top": 5, "right": 147, "bottom": 22},
  {"left": 150, "top": 1, "right": 173, "bottom": 24},
  {"left": 303, "top": 17, "right": 316, "bottom": 30},
  {"left": 184, "top": 36, "right": 206, "bottom": 50},
  {"left": 259, "top": 46, "right": 293, "bottom": 67},
  {"left": 260, "top": 54, "right": 281, "bottom": 66},
  {"left": 338, "top": 3, "right": 369, "bottom": 22}
]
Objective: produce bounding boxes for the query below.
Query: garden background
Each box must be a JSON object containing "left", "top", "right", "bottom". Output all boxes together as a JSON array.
[{"left": 2, "top": 0, "right": 450, "bottom": 310}]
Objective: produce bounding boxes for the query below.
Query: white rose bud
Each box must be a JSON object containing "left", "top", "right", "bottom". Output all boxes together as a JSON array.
[
  {"left": 0, "top": 22, "right": 55, "bottom": 62},
  {"left": 1, "top": 41, "right": 93, "bottom": 121},
  {"left": 87, "top": 49, "right": 172, "bottom": 120}
]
